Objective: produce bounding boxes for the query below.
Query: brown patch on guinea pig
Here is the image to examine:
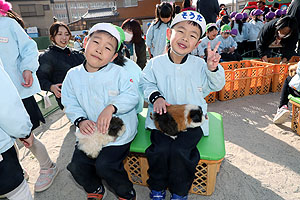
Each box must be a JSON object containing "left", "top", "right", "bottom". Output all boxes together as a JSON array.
[{"left": 166, "top": 105, "right": 187, "bottom": 132}]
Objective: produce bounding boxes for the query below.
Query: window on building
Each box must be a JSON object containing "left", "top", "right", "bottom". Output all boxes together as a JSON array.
[
  {"left": 43, "top": 5, "right": 50, "bottom": 11},
  {"left": 117, "top": 0, "right": 137, "bottom": 7},
  {"left": 125, "top": 0, "right": 138, "bottom": 7}
]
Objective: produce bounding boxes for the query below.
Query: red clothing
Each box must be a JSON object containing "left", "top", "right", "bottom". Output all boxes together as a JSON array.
[{"left": 181, "top": 7, "right": 196, "bottom": 11}]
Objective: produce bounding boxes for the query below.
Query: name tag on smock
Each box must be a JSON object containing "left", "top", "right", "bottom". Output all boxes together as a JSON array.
[{"left": 0, "top": 37, "right": 9, "bottom": 43}]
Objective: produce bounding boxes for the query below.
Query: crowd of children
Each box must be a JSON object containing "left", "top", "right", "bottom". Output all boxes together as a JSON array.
[{"left": 1, "top": 0, "right": 299, "bottom": 199}]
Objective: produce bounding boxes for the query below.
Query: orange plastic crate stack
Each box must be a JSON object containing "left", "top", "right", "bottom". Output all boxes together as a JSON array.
[
  {"left": 218, "top": 61, "right": 272, "bottom": 101},
  {"left": 252, "top": 56, "right": 300, "bottom": 92},
  {"left": 205, "top": 92, "right": 217, "bottom": 104}
]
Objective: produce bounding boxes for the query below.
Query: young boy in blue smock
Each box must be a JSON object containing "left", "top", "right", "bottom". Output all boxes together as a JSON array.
[
  {"left": 140, "top": 11, "right": 225, "bottom": 200},
  {"left": 61, "top": 23, "right": 139, "bottom": 200}
]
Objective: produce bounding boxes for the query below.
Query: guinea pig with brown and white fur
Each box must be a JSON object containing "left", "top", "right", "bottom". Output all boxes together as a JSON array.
[{"left": 151, "top": 104, "right": 205, "bottom": 137}]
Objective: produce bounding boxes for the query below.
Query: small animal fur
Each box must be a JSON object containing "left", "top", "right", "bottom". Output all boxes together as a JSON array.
[
  {"left": 151, "top": 104, "right": 204, "bottom": 137},
  {"left": 75, "top": 116, "right": 126, "bottom": 158},
  {"left": 289, "top": 64, "right": 297, "bottom": 77}
]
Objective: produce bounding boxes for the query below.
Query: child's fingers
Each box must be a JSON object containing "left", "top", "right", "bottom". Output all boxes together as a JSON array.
[
  {"left": 214, "top": 41, "right": 221, "bottom": 52},
  {"left": 163, "top": 104, "right": 167, "bottom": 113},
  {"left": 87, "top": 122, "right": 95, "bottom": 133},
  {"left": 207, "top": 42, "right": 211, "bottom": 52}
]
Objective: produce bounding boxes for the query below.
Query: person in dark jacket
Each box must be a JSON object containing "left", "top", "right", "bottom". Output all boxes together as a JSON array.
[
  {"left": 37, "top": 22, "right": 85, "bottom": 109},
  {"left": 196, "top": 0, "right": 219, "bottom": 24},
  {"left": 287, "top": 0, "right": 300, "bottom": 54},
  {"left": 256, "top": 16, "right": 299, "bottom": 63},
  {"left": 257, "top": 0, "right": 270, "bottom": 19},
  {"left": 121, "top": 18, "right": 147, "bottom": 69}
]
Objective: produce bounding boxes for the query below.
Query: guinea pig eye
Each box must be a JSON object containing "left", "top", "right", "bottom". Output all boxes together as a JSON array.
[{"left": 190, "top": 110, "right": 202, "bottom": 122}]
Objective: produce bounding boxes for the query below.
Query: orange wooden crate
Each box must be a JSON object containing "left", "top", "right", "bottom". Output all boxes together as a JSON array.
[{"left": 290, "top": 100, "right": 300, "bottom": 136}]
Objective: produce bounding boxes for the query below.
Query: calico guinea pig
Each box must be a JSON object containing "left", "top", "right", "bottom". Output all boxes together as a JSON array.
[
  {"left": 75, "top": 116, "right": 126, "bottom": 158},
  {"left": 151, "top": 104, "right": 205, "bottom": 137}
]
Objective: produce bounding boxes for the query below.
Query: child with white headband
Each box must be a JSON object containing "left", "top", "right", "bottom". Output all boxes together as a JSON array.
[
  {"left": 140, "top": 10, "right": 225, "bottom": 200},
  {"left": 61, "top": 23, "right": 139, "bottom": 200}
]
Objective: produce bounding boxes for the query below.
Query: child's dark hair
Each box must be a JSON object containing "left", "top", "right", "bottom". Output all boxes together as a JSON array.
[
  {"left": 6, "top": 10, "right": 25, "bottom": 29},
  {"left": 182, "top": 0, "right": 192, "bottom": 9},
  {"left": 113, "top": 43, "right": 127, "bottom": 67},
  {"left": 275, "top": 16, "right": 298, "bottom": 35},
  {"left": 174, "top": 5, "right": 181, "bottom": 15},
  {"left": 254, "top": 15, "right": 262, "bottom": 22},
  {"left": 154, "top": 2, "right": 173, "bottom": 28},
  {"left": 121, "top": 18, "right": 143, "bottom": 43},
  {"left": 220, "top": 16, "right": 230, "bottom": 27},
  {"left": 273, "top": 3, "right": 279, "bottom": 9},
  {"left": 230, "top": 20, "right": 243, "bottom": 34},
  {"left": 49, "top": 22, "right": 71, "bottom": 42},
  {"left": 207, "top": 26, "right": 218, "bottom": 33}
]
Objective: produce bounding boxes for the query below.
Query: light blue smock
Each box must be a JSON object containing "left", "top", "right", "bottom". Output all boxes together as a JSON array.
[
  {"left": 248, "top": 20, "right": 264, "bottom": 42},
  {"left": 0, "top": 59, "right": 32, "bottom": 154},
  {"left": 140, "top": 54, "right": 225, "bottom": 136},
  {"left": 216, "top": 35, "right": 238, "bottom": 53},
  {"left": 146, "top": 21, "right": 170, "bottom": 57},
  {"left": 0, "top": 17, "right": 40, "bottom": 99},
  {"left": 123, "top": 57, "right": 144, "bottom": 113},
  {"left": 61, "top": 63, "right": 139, "bottom": 146}
]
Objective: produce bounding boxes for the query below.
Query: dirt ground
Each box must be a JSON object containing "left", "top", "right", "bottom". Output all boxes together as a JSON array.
[{"left": 16, "top": 92, "right": 300, "bottom": 200}]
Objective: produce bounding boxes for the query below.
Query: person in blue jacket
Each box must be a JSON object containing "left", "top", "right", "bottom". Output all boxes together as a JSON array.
[
  {"left": 61, "top": 23, "right": 139, "bottom": 200},
  {"left": 0, "top": 3, "right": 58, "bottom": 193},
  {"left": 0, "top": 59, "right": 33, "bottom": 200},
  {"left": 140, "top": 10, "right": 225, "bottom": 200}
]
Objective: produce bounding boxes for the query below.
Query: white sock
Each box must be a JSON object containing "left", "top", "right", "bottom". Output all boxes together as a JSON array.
[{"left": 5, "top": 179, "right": 33, "bottom": 200}]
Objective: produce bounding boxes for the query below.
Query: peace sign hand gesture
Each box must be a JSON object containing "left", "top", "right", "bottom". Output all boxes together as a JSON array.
[{"left": 206, "top": 41, "right": 221, "bottom": 71}]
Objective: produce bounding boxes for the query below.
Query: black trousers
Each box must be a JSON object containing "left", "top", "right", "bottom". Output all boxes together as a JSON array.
[
  {"left": 237, "top": 42, "right": 245, "bottom": 56},
  {"left": 22, "top": 95, "right": 45, "bottom": 131},
  {"left": 0, "top": 146, "right": 24, "bottom": 195},
  {"left": 248, "top": 41, "right": 259, "bottom": 57},
  {"left": 67, "top": 142, "right": 135, "bottom": 199},
  {"left": 146, "top": 127, "right": 203, "bottom": 196},
  {"left": 279, "top": 76, "right": 300, "bottom": 108},
  {"left": 221, "top": 51, "right": 242, "bottom": 61}
]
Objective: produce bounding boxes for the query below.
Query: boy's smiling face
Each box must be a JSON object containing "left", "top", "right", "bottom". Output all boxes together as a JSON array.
[
  {"left": 85, "top": 31, "right": 118, "bottom": 72},
  {"left": 167, "top": 21, "right": 201, "bottom": 58}
]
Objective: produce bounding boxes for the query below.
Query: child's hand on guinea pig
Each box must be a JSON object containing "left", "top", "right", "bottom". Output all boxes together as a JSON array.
[{"left": 153, "top": 97, "right": 170, "bottom": 115}]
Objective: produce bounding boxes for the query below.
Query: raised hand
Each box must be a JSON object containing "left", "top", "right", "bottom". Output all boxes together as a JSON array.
[{"left": 206, "top": 41, "right": 221, "bottom": 71}]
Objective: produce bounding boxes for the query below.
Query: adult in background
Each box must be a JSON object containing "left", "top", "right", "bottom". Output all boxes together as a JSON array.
[
  {"left": 181, "top": 0, "right": 195, "bottom": 11},
  {"left": 121, "top": 18, "right": 147, "bottom": 69},
  {"left": 37, "top": 22, "right": 85, "bottom": 109},
  {"left": 287, "top": 0, "right": 300, "bottom": 54},
  {"left": 196, "top": 0, "right": 219, "bottom": 24},
  {"left": 271, "top": 2, "right": 280, "bottom": 12},
  {"left": 257, "top": 0, "right": 269, "bottom": 19},
  {"left": 256, "top": 16, "right": 299, "bottom": 63},
  {"left": 219, "top": 3, "right": 229, "bottom": 16}
]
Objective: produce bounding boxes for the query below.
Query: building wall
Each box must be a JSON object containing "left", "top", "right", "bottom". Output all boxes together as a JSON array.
[
  {"left": 52, "top": 0, "right": 114, "bottom": 24},
  {"left": 117, "top": 0, "right": 161, "bottom": 22},
  {"left": 8, "top": 0, "right": 54, "bottom": 36}
]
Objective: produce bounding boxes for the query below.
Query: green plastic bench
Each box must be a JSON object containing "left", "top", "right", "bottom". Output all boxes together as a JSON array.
[
  {"left": 125, "top": 108, "right": 225, "bottom": 196},
  {"left": 130, "top": 108, "right": 225, "bottom": 161}
]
